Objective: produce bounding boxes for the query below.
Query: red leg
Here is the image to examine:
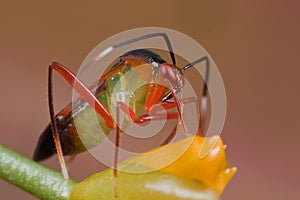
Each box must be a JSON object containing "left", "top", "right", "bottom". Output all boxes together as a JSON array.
[
  {"left": 113, "top": 102, "right": 122, "bottom": 198},
  {"left": 161, "top": 123, "right": 179, "bottom": 145},
  {"left": 143, "top": 81, "right": 188, "bottom": 134},
  {"left": 161, "top": 93, "right": 204, "bottom": 136},
  {"left": 117, "top": 97, "right": 198, "bottom": 128},
  {"left": 144, "top": 83, "right": 166, "bottom": 112},
  {"left": 117, "top": 101, "right": 179, "bottom": 123},
  {"left": 48, "top": 64, "right": 69, "bottom": 182},
  {"left": 50, "top": 62, "right": 114, "bottom": 129},
  {"left": 154, "top": 93, "right": 195, "bottom": 135},
  {"left": 149, "top": 97, "right": 196, "bottom": 114},
  {"left": 112, "top": 101, "right": 179, "bottom": 196},
  {"left": 150, "top": 96, "right": 202, "bottom": 136},
  {"left": 135, "top": 113, "right": 178, "bottom": 123},
  {"left": 48, "top": 62, "right": 117, "bottom": 199}
]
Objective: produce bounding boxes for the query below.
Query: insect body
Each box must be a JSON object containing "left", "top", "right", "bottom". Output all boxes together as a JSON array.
[
  {"left": 33, "top": 48, "right": 185, "bottom": 162},
  {"left": 33, "top": 34, "right": 210, "bottom": 194}
]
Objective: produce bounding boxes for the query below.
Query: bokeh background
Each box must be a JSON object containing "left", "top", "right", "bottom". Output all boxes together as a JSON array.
[{"left": 1, "top": 1, "right": 299, "bottom": 199}]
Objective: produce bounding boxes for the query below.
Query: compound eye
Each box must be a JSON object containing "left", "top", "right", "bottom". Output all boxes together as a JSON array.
[
  {"left": 160, "top": 64, "right": 176, "bottom": 81},
  {"left": 159, "top": 64, "right": 184, "bottom": 93}
]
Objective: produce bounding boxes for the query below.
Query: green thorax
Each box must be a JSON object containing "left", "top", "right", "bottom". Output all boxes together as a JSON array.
[{"left": 72, "top": 63, "right": 155, "bottom": 150}]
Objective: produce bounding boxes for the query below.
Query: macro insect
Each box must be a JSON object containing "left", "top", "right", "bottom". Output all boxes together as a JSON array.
[{"left": 33, "top": 33, "right": 210, "bottom": 182}]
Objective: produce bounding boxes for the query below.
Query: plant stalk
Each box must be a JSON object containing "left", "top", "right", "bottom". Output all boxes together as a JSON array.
[{"left": 0, "top": 145, "right": 76, "bottom": 200}]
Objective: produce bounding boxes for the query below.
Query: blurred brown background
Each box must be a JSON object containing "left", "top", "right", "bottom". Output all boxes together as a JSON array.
[{"left": 0, "top": 1, "right": 299, "bottom": 199}]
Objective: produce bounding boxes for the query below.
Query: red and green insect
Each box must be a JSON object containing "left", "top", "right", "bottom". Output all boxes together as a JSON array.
[{"left": 33, "top": 33, "right": 210, "bottom": 180}]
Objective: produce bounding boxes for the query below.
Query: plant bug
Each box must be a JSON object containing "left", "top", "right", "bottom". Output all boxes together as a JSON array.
[{"left": 33, "top": 32, "right": 210, "bottom": 197}]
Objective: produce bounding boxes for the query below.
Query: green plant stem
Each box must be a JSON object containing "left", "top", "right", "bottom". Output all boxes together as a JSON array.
[{"left": 0, "top": 145, "right": 76, "bottom": 200}]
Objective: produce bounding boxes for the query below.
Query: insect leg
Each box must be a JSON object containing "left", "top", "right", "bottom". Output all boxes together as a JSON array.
[
  {"left": 161, "top": 123, "right": 179, "bottom": 145},
  {"left": 49, "top": 62, "right": 117, "bottom": 198},
  {"left": 113, "top": 102, "right": 122, "bottom": 199},
  {"left": 48, "top": 63, "right": 69, "bottom": 200},
  {"left": 116, "top": 101, "right": 179, "bottom": 123},
  {"left": 155, "top": 96, "right": 203, "bottom": 136},
  {"left": 132, "top": 98, "right": 196, "bottom": 145},
  {"left": 144, "top": 84, "right": 166, "bottom": 112},
  {"left": 110, "top": 101, "right": 181, "bottom": 198},
  {"left": 50, "top": 62, "right": 114, "bottom": 129},
  {"left": 117, "top": 101, "right": 179, "bottom": 145},
  {"left": 161, "top": 91, "right": 173, "bottom": 102},
  {"left": 150, "top": 97, "right": 196, "bottom": 114}
]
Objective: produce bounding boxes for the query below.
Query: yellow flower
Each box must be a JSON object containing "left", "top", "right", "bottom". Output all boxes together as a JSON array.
[
  {"left": 70, "top": 136, "right": 236, "bottom": 199},
  {"left": 128, "top": 136, "right": 237, "bottom": 195}
]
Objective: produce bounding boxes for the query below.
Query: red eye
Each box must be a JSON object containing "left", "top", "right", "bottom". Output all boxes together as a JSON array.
[
  {"left": 159, "top": 63, "right": 184, "bottom": 93},
  {"left": 160, "top": 63, "right": 177, "bottom": 81}
]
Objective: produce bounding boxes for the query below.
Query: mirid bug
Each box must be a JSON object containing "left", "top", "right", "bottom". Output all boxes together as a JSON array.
[{"left": 33, "top": 33, "right": 210, "bottom": 189}]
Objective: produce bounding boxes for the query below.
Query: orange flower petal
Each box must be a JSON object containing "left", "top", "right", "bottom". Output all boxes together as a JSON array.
[{"left": 126, "top": 136, "right": 237, "bottom": 195}]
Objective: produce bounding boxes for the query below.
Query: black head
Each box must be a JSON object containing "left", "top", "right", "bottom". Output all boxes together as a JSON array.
[{"left": 121, "top": 49, "right": 166, "bottom": 64}]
